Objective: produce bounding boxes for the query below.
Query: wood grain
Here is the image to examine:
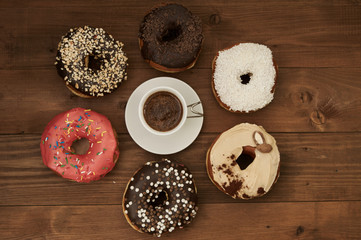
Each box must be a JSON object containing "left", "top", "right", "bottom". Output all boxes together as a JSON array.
[
  {"left": 0, "top": 1, "right": 360, "bottom": 70},
  {"left": 1, "top": 132, "right": 360, "bottom": 206},
  {"left": 1, "top": 68, "right": 361, "bottom": 134},
  {"left": 1, "top": 0, "right": 361, "bottom": 239},
  {"left": 0, "top": 202, "right": 360, "bottom": 239}
]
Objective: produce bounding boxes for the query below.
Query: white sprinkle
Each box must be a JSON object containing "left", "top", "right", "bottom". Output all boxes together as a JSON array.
[{"left": 135, "top": 188, "right": 139, "bottom": 192}]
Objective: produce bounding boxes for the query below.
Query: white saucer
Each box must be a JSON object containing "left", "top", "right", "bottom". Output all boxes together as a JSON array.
[{"left": 125, "top": 77, "right": 204, "bottom": 155}]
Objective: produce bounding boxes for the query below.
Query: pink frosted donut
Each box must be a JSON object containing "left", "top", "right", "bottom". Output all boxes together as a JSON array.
[{"left": 40, "top": 108, "right": 119, "bottom": 183}]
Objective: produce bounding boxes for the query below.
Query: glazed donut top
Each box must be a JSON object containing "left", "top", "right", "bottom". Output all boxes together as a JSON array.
[
  {"left": 213, "top": 43, "right": 276, "bottom": 112},
  {"left": 55, "top": 26, "right": 128, "bottom": 97},
  {"left": 207, "top": 123, "right": 280, "bottom": 199},
  {"left": 40, "top": 108, "right": 119, "bottom": 183},
  {"left": 123, "top": 159, "right": 198, "bottom": 237},
  {"left": 139, "top": 3, "right": 203, "bottom": 68}
]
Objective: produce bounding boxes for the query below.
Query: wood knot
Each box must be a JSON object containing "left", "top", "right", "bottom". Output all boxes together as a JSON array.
[
  {"left": 209, "top": 14, "right": 221, "bottom": 25},
  {"left": 119, "top": 101, "right": 127, "bottom": 110},
  {"left": 310, "top": 110, "right": 326, "bottom": 125},
  {"left": 300, "top": 91, "right": 313, "bottom": 104},
  {"left": 296, "top": 226, "right": 304, "bottom": 236}
]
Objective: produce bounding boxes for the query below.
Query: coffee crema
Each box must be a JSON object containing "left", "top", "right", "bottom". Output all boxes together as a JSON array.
[{"left": 143, "top": 91, "right": 183, "bottom": 132}]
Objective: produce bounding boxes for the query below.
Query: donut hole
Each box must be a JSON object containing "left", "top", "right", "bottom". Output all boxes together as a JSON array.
[
  {"left": 84, "top": 54, "right": 103, "bottom": 72},
  {"left": 70, "top": 138, "right": 90, "bottom": 155},
  {"left": 160, "top": 24, "right": 182, "bottom": 42},
  {"left": 150, "top": 190, "right": 168, "bottom": 208},
  {"left": 236, "top": 146, "right": 256, "bottom": 170},
  {"left": 239, "top": 73, "right": 253, "bottom": 85}
]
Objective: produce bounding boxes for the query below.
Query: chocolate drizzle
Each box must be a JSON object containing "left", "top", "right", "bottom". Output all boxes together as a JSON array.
[
  {"left": 123, "top": 159, "right": 198, "bottom": 237},
  {"left": 139, "top": 4, "right": 203, "bottom": 68},
  {"left": 55, "top": 26, "right": 128, "bottom": 97}
]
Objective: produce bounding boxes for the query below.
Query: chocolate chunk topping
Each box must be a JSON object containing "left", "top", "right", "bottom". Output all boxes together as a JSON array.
[
  {"left": 222, "top": 180, "right": 243, "bottom": 198},
  {"left": 257, "top": 187, "right": 265, "bottom": 195}
]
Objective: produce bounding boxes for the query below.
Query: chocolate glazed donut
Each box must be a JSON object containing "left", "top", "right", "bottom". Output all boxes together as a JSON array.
[
  {"left": 122, "top": 159, "right": 198, "bottom": 237},
  {"left": 139, "top": 4, "right": 203, "bottom": 73},
  {"left": 55, "top": 26, "right": 128, "bottom": 98}
]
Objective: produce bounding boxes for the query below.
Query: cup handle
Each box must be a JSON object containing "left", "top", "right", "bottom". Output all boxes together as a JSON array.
[{"left": 187, "top": 101, "right": 203, "bottom": 118}]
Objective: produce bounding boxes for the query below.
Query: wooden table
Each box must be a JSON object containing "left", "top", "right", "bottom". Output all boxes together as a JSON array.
[{"left": 1, "top": 1, "right": 361, "bottom": 239}]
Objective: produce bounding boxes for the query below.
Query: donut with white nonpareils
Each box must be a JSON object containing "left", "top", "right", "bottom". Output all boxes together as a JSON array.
[
  {"left": 206, "top": 123, "right": 280, "bottom": 199},
  {"left": 55, "top": 26, "right": 128, "bottom": 97},
  {"left": 212, "top": 43, "right": 277, "bottom": 113},
  {"left": 122, "top": 159, "right": 198, "bottom": 237}
]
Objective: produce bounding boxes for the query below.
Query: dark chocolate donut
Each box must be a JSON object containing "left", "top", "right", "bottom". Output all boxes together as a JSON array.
[
  {"left": 55, "top": 26, "right": 128, "bottom": 97},
  {"left": 139, "top": 4, "right": 203, "bottom": 73},
  {"left": 122, "top": 159, "right": 198, "bottom": 237}
]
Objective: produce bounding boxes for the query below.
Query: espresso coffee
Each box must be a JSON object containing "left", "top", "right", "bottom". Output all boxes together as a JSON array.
[{"left": 143, "top": 91, "right": 183, "bottom": 132}]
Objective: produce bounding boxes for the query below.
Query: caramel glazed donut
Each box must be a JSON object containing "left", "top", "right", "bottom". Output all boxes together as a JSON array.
[
  {"left": 139, "top": 3, "right": 203, "bottom": 73},
  {"left": 212, "top": 43, "right": 277, "bottom": 113},
  {"left": 55, "top": 26, "right": 128, "bottom": 98},
  {"left": 206, "top": 123, "right": 280, "bottom": 199},
  {"left": 123, "top": 159, "right": 198, "bottom": 237}
]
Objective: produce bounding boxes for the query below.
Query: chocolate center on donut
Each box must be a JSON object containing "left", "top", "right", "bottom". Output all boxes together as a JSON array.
[
  {"left": 84, "top": 54, "right": 103, "bottom": 72},
  {"left": 150, "top": 190, "right": 168, "bottom": 208},
  {"left": 236, "top": 146, "right": 256, "bottom": 170},
  {"left": 160, "top": 24, "right": 182, "bottom": 42},
  {"left": 239, "top": 73, "right": 252, "bottom": 85},
  {"left": 70, "top": 138, "right": 90, "bottom": 155}
]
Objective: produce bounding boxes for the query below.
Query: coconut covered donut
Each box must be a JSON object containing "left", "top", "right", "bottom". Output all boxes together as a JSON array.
[
  {"left": 212, "top": 43, "right": 277, "bottom": 113},
  {"left": 206, "top": 123, "right": 280, "bottom": 199},
  {"left": 123, "top": 159, "right": 198, "bottom": 237},
  {"left": 55, "top": 26, "right": 128, "bottom": 98}
]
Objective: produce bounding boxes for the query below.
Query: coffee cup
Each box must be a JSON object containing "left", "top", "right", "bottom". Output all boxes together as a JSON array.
[{"left": 139, "top": 86, "right": 188, "bottom": 136}]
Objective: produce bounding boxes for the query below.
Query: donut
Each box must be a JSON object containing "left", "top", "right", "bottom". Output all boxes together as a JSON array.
[
  {"left": 40, "top": 108, "right": 119, "bottom": 183},
  {"left": 212, "top": 43, "right": 278, "bottom": 113},
  {"left": 139, "top": 3, "right": 203, "bottom": 73},
  {"left": 122, "top": 159, "right": 198, "bottom": 237},
  {"left": 206, "top": 123, "right": 280, "bottom": 199},
  {"left": 55, "top": 26, "right": 128, "bottom": 98}
]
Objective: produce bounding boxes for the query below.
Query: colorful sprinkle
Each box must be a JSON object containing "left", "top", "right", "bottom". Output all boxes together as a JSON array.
[
  {"left": 66, "top": 157, "right": 68, "bottom": 164},
  {"left": 78, "top": 116, "right": 82, "bottom": 121},
  {"left": 101, "top": 131, "right": 107, "bottom": 136},
  {"left": 97, "top": 141, "right": 102, "bottom": 143},
  {"left": 84, "top": 109, "right": 91, "bottom": 112},
  {"left": 62, "top": 171, "right": 65, "bottom": 175},
  {"left": 61, "top": 165, "right": 65, "bottom": 168}
]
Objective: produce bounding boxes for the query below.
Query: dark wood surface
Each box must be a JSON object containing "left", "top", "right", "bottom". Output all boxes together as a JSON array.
[{"left": 1, "top": 0, "right": 361, "bottom": 239}]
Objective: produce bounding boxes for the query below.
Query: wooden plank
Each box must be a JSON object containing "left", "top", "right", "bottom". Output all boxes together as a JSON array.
[
  {"left": 1, "top": 68, "right": 361, "bottom": 134},
  {"left": 1, "top": 132, "right": 361, "bottom": 206},
  {"left": 0, "top": 1, "right": 360, "bottom": 69},
  {"left": 0, "top": 201, "right": 360, "bottom": 239}
]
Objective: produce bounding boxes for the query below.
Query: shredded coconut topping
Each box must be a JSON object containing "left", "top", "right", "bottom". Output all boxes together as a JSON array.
[{"left": 213, "top": 43, "right": 276, "bottom": 112}]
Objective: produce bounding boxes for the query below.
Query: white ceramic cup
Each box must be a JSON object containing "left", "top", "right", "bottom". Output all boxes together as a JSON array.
[{"left": 139, "top": 86, "right": 187, "bottom": 136}]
